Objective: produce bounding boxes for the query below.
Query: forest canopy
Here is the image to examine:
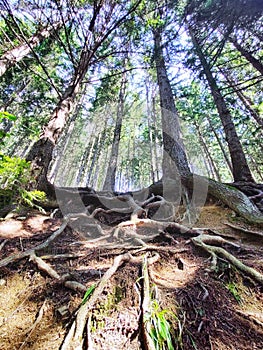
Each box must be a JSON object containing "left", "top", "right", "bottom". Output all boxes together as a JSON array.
[{"left": 0, "top": 0, "right": 262, "bottom": 221}]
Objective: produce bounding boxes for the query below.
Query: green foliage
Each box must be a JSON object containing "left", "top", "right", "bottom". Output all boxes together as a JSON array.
[
  {"left": 0, "top": 111, "right": 17, "bottom": 141},
  {"left": 144, "top": 299, "right": 182, "bottom": 350},
  {"left": 0, "top": 153, "right": 46, "bottom": 211},
  {"left": 0, "top": 153, "right": 29, "bottom": 188},
  {"left": 20, "top": 189, "right": 46, "bottom": 207},
  {"left": 226, "top": 282, "right": 242, "bottom": 303},
  {"left": 0, "top": 111, "right": 17, "bottom": 122}
]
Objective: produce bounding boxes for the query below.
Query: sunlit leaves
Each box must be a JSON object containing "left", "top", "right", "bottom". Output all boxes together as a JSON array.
[{"left": 0, "top": 111, "right": 17, "bottom": 122}]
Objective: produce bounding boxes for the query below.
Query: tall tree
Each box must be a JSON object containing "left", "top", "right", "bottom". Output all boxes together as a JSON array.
[
  {"left": 26, "top": 0, "right": 142, "bottom": 195},
  {"left": 153, "top": 23, "right": 191, "bottom": 180},
  {"left": 221, "top": 69, "right": 263, "bottom": 128},
  {"left": 188, "top": 26, "right": 255, "bottom": 183}
]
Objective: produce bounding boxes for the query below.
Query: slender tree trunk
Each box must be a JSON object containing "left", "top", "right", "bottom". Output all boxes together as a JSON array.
[
  {"left": 189, "top": 28, "right": 254, "bottom": 183},
  {"left": 206, "top": 116, "right": 233, "bottom": 174},
  {"left": 81, "top": 130, "right": 98, "bottom": 185},
  {"left": 0, "top": 79, "right": 30, "bottom": 111},
  {"left": 103, "top": 73, "right": 127, "bottom": 191},
  {"left": 236, "top": 89, "right": 263, "bottom": 128},
  {"left": 153, "top": 27, "right": 191, "bottom": 181},
  {"left": 90, "top": 121, "right": 107, "bottom": 188},
  {"left": 229, "top": 36, "right": 263, "bottom": 75},
  {"left": 86, "top": 133, "right": 102, "bottom": 186},
  {"left": 0, "top": 22, "right": 62, "bottom": 77},
  {"left": 194, "top": 120, "right": 221, "bottom": 181},
  {"left": 98, "top": 144, "right": 110, "bottom": 190}
]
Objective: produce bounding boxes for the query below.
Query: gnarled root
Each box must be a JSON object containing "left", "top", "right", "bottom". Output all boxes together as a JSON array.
[
  {"left": 61, "top": 252, "right": 160, "bottom": 350},
  {"left": 192, "top": 234, "right": 263, "bottom": 285},
  {"left": 61, "top": 253, "right": 132, "bottom": 350}
]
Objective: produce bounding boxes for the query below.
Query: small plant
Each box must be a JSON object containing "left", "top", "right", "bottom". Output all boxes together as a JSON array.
[
  {"left": 20, "top": 189, "right": 47, "bottom": 212},
  {"left": 226, "top": 282, "right": 242, "bottom": 303},
  {"left": 144, "top": 299, "right": 183, "bottom": 350},
  {"left": 0, "top": 152, "right": 46, "bottom": 212}
]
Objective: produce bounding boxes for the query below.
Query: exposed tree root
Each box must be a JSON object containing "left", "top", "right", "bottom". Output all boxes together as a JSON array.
[
  {"left": 236, "top": 309, "right": 263, "bottom": 327},
  {"left": 61, "top": 253, "right": 132, "bottom": 350},
  {"left": 204, "top": 178, "right": 263, "bottom": 224},
  {"left": 29, "top": 252, "right": 88, "bottom": 293},
  {"left": 224, "top": 221, "right": 263, "bottom": 237},
  {"left": 40, "top": 253, "right": 86, "bottom": 260},
  {"left": 30, "top": 253, "right": 61, "bottom": 279},
  {"left": 141, "top": 254, "right": 157, "bottom": 350},
  {"left": 0, "top": 218, "right": 68, "bottom": 268},
  {"left": 231, "top": 182, "right": 263, "bottom": 212},
  {"left": 192, "top": 234, "right": 263, "bottom": 285},
  {"left": 61, "top": 252, "right": 159, "bottom": 350},
  {"left": 0, "top": 239, "right": 8, "bottom": 251},
  {"left": 54, "top": 175, "right": 263, "bottom": 228},
  {"left": 113, "top": 217, "right": 200, "bottom": 239}
]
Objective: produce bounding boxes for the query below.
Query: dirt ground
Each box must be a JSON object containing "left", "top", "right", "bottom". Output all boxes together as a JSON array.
[{"left": 0, "top": 204, "right": 263, "bottom": 350}]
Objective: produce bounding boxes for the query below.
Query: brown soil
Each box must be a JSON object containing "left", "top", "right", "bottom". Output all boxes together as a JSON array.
[{"left": 0, "top": 205, "right": 263, "bottom": 350}]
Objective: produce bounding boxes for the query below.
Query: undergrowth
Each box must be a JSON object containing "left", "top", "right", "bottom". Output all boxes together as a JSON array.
[{"left": 0, "top": 152, "right": 46, "bottom": 213}]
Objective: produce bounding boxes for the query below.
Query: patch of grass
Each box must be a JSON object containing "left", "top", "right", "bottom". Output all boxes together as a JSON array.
[
  {"left": 226, "top": 282, "right": 242, "bottom": 303},
  {"left": 144, "top": 299, "right": 183, "bottom": 350}
]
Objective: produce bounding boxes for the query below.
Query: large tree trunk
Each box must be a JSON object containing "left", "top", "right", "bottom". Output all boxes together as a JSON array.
[
  {"left": 26, "top": 82, "right": 81, "bottom": 195},
  {"left": 153, "top": 27, "right": 191, "bottom": 180},
  {"left": 189, "top": 28, "right": 255, "bottom": 183},
  {"left": 145, "top": 79, "right": 156, "bottom": 183},
  {"left": 229, "top": 36, "right": 263, "bottom": 75},
  {"left": 103, "top": 72, "right": 127, "bottom": 191},
  {"left": 0, "top": 22, "right": 62, "bottom": 77}
]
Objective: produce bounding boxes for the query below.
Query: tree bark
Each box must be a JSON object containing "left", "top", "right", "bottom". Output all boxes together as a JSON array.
[
  {"left": 25, "top": 1, "right": 141, "bottom": 196},
  {"left": 189, "top": 27, "right": 255, "bottom": 183},
  {"left": 153, "top": 26, "right": 191, "bottom": 180},
  {"left": 145, "top": 78, "right": 155, "bottom": 183},
  {"left": 26, "top": 82, "right": 81, "bottom": 196}
]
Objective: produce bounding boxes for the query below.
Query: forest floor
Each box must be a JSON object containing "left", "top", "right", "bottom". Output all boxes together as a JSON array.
[{"left": 0, "top": 203, "right": 263, "bottom": 350}]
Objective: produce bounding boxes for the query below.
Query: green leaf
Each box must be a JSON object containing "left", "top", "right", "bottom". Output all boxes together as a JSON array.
[
  {"left": 0, "top": 111, "right": 17, "bottom": 122},
  {"left": 157, "top": 318, "right": 168, "bottom": 339},
  {"left": 81, "top": 284, "right": 96, "bottom": 305}
]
